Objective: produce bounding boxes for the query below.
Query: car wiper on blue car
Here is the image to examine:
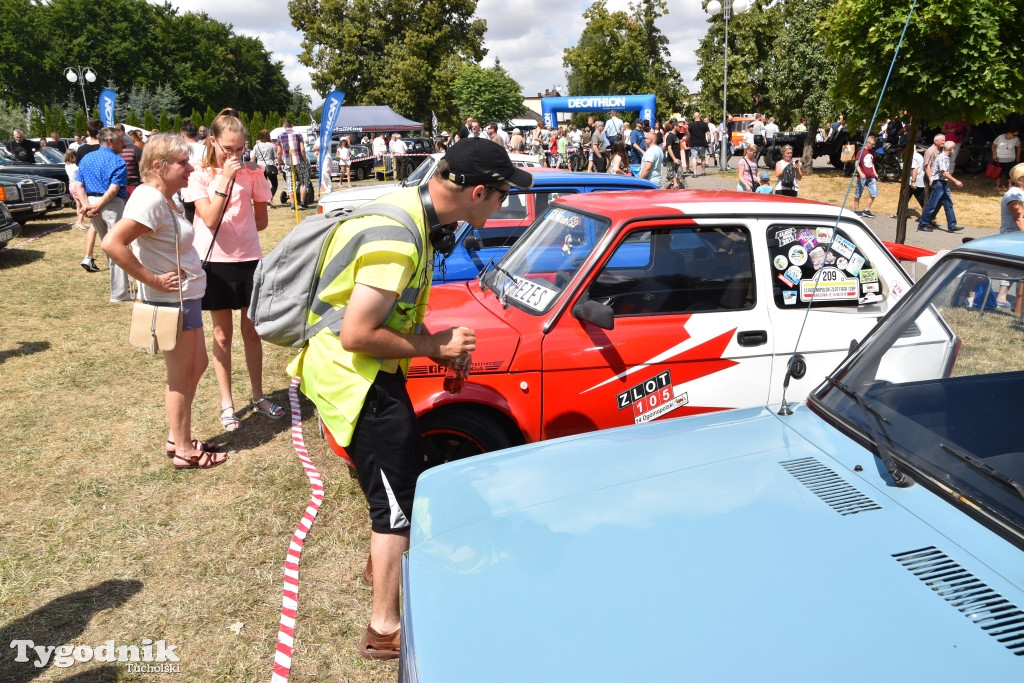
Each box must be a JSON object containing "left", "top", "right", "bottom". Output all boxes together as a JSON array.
[
  {"left": 939, "top": 443, "right": 1024, "bottom": 501},
  {"left": 824, "top": 375, "right": 913, "bottom": 487}
]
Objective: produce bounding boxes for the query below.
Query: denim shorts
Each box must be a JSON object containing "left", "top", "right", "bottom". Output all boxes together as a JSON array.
[
  {"left": 855, "top": 176, "right": 878, "bottom": 199},
  {"left": 147, "top": 298, "right": 203, "bottom": 331}
]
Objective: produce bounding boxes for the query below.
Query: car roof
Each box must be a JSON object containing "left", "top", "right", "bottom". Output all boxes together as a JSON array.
[
  {"left": 552, "top": 188, "right": 854, "bottom": 220},
  {"left": 954, "top": 231, "right": 1024, "bottom": 259},
  {"left": 520, "top": 168, "right": 657, "bottom": 189}
]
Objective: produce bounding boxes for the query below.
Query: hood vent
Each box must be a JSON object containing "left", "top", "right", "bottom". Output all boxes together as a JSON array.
[
  {"left": 894, "top": 546, "right": 1024, "bottom": 656},
  {"left": 779, "top": 457, "right": 882, "bottom": 516}
]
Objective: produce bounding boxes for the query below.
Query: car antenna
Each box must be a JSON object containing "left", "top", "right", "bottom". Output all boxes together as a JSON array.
[{"left": 778, "top": 0, "right": 918, "bottom": 417}]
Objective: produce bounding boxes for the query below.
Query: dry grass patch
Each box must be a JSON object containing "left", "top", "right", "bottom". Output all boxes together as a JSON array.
[
  {"left": 0, "top": 208, "right": 396, "bottom": 681},
  {"left": 712, "top": 165, "right": 1004, "bottom": 230}
]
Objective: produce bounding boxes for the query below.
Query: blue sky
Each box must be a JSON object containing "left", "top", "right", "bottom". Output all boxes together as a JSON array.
[{"left": 157, "top": 0, "right": 709, "bottom": 107}]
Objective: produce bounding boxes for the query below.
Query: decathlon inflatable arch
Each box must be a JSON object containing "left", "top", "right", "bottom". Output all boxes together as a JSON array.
[{"left": 540, "top": 94, "right": 657, "bottom": 128}]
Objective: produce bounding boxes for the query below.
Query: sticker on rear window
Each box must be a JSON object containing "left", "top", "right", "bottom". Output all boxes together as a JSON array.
[
  {"left": 788, "top": 245, "right": 807, "bottom": 266},
  {"left": 506, "top": 275, "right": 557, "bottom": 311},
  {"left": 800, "top": 267, "right": 860, "bottom": 302},
  {"left": 774, "top": 254, "right": 788, "bottom": 270}
]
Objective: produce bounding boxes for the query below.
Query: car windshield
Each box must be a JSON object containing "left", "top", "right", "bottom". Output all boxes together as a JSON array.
[
  {"left": 403, "top": 156, "right": 436, "bottom": 187},
  {"left": 810, "top": 251, "right": 1024, "bottom": 538},
  {"left": 481, "top": 205, "right": 611, "bottom": 315},
  {"left": 37, "top": 147, "right": 64, "bottom": 163}
]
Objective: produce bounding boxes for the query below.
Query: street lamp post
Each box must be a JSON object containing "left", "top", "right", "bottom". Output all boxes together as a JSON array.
[
  {"left": 705, "top": 0, "right": 748, "bottom": 170},
  {"left": 64, "top": 66, "right": 97, "bottom": 113}
]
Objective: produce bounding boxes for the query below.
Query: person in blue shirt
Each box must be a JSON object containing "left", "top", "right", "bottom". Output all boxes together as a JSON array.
[{"left": 73, "top": 127, "right": 132, "bottom": 301}]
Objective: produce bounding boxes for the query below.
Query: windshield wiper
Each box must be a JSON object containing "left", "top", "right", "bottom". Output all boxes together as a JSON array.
[
  {"left": 939, "top": 443, "right": 1024, "bottom": 501},
  {"left": 824, "top": 375, "right": 913, "bottom": 487}
]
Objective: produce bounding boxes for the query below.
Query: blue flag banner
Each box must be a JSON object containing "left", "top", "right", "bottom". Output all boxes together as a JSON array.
[
  {"left": 99, "top": 89, "right": 116, "bottom": 127},
  {"left": 318, "top": 90, "right": 346, "bottom": 190}
]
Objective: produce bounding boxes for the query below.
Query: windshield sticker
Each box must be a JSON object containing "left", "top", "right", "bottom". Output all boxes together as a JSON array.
[
  {"left": 506, "top": 275, "right": 557, "bottom": 312},
  {"left": 775, "top": 228, "right": 797, "bottom": 246},
  {"left": 547, "top": 208, "right": 582, "bottom": 229},
  {"left": 782, "top": 290, "right": 798, "bottom": 305},
  {"left": 859, "top": 268, "right": 878, "bottom": 283},
  {"left": 779, "top": 265, "right": 802, "bottom": 287},
  {"left": 846, "top": 253, "right": 866, "bottom": 275},
  {"left": 831, "top": 235, "right": 856, "bottom": 259},
  {"left": 809, "top": 246, "right": 827, "bottom": 270},
  {"left": 774, "top": 254, "right": 789, "bottom": 270},
  {"left": 798, "top": 228, "right": 818, "bottom": 250},
  {"left": 836, "top": 257, "right": 849, "bottom": 270},
  {"left": 800, "top": 267, "right": 860, "bottom": 302},
  {"left": 815, "top": 227, "right": 834, "bottom": 244},
  {"left": 562, "top": 233, "right": 573, "bottom": 255},
  {"left": 788, "top": 245, "right": 807, "bottom": 266}
]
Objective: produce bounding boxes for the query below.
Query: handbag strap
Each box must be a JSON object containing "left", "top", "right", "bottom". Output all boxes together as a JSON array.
[
  {"left": 164, "top": 199, "right": 184, "bottom": 311},
  {"left": 202, "top": 176, "right": 235, "bottom": 266}
]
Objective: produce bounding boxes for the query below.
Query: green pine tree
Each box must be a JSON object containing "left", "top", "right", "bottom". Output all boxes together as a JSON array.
[
  {"left": 158, "top": 111, "right": 170, "bottom": 133},
  {"left": 143, "top": 110, "right": 157, "bottom": 131}
]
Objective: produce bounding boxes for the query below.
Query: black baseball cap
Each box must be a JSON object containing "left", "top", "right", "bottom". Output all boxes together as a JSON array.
[{"left": 442, "top": 138, "right": 534, "bottom": 190}]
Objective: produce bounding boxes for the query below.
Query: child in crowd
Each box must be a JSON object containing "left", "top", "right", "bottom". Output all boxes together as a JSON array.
[{"left": 755, "top": 171, "right": 774, "bottom": 194}]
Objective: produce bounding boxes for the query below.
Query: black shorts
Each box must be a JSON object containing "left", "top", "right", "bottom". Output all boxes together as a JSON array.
[
  {"left": 347, "top": 369, "right": 427, "bottom": 534},
  {"left": 201, "top": 260, "right": 258, "bottom": 311}
]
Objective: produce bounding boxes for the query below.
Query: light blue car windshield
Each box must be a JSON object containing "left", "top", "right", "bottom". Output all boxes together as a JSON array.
[{"left": 812, "top": 253, "right": 1024, "bottom": 537}]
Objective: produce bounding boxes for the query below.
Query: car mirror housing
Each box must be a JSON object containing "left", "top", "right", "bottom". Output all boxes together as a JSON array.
[{"left": 573, "top": 297, "right": 614, "bottom": 330}]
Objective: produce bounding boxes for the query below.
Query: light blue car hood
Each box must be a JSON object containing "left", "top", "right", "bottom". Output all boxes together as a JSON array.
[{"left": 408, "top": 405, "right": 1024, "bottom": 681}]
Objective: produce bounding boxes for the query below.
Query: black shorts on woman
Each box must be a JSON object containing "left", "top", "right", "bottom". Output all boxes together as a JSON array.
[{"left": 201, "top": 259, "right": 258, "bottom": 311}]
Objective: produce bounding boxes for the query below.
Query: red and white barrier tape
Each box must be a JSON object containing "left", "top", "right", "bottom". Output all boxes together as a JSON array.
[
  {"left": 0, "top": 222, "right": 72, "bottom": 252},
  {"left": 271, "top": 377, "right": 325, "bottom": 683}
]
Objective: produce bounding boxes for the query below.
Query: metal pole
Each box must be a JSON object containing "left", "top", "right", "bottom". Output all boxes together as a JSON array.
[{"left": 721, "top": 4, "right": 729, "bottom": 171}]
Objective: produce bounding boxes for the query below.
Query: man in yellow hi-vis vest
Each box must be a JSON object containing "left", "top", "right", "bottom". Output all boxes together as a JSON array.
[{"left": 288, "top": 138, "right": 533, "bottom": 660}]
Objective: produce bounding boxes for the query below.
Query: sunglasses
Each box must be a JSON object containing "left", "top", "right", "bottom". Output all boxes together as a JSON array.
[{"left": 485, "top": 186, "right": 510, "bottom": 203}]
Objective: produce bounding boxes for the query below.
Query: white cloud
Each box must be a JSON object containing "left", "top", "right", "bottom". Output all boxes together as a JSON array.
[{"left": 156, "top": 0, "right": 712, "bottom": 111}]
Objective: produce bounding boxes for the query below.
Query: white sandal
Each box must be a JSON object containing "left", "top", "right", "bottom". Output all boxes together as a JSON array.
[
  {"left": 252, "top": 396, "right": 285, "bottom": 419},
  {"left": 220, "top": 405, "right": 241, "bottom": 431}
]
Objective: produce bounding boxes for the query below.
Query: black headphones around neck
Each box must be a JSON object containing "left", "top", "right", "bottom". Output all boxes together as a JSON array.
[{"left": 419, "top": 184, "right": 457, "bottom": 257}]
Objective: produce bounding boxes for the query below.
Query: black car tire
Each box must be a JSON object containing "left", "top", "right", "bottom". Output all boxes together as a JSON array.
[
  {"left": 355, "top": 167, "right": 365, "bottom": 181},
  {"left": 420, "top": 410, "right": 514, "bottom": 468}
]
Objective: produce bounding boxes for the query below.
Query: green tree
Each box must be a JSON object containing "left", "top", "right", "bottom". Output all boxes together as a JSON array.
[
  {"left": 824, "top": 0, "right": 1024, "bottom": 241},
  {"left": 694, "top": 0, "right": 782, "bottom": 119},
  {"left": 451, "top": 62, "right": 525, "bottom": 128},
  {"left": 158, "top": 111, "right": 171, "bottom": 133},
  {"left": 143, "top": 110, "right": 157, "bottom": 131},
  {"left": 172, "top": 113, "right": 183, "bottom": 134},
  {"left": 203, "top": 106, "right": 216, "bottom": 128},
  {"left": 0, "top": 102, "right": 27, "bottom": 141},
  {"left": 762, "top": 0, "right": 839, "bottom": 169},
  {"left": 126, "top": 110, "right": 141, "bottom": 127},
  {"left": 290, "top": 0, "right": 487, "bottom": 125},
  {"left": 74, "top": 109, "right": 87, "bottom": 136},
  {"left": 250, "top": 112, "right": 266, "bottom": 142},
  {"left": 563, "top": 0, "right": 688, "bottom": 122}
]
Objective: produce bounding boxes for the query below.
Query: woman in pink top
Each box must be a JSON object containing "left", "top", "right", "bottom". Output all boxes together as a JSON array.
[{"left": 184, "top": 111, "right": 282, "bottom": 432}]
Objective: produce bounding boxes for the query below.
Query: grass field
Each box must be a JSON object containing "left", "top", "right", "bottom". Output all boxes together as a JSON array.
[
  {"left": 0, "top": 203, "right": 395, "bottom": 682},
  {"left": 0, "top": 167, "right": 1008, "bottom": 681}
]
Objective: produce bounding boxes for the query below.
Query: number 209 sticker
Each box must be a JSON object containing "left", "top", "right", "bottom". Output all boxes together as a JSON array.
[{"left": 616, "top": 370, "right": 690, "bottom": 423}]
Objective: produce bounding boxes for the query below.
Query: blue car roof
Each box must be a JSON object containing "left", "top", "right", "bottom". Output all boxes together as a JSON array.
[
  {"left": 518, "top": 168, "right": 657, "bottom": 190},
  {"left": 954, "top": 231, "right": 1024, "bottom": 259}
]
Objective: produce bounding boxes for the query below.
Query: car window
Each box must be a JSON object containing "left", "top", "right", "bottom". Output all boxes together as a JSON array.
[
  {"left": 588, "top": 226, "right": 754, "bottom": 316},
  {"left": 767, "top": 224, "right": 884, "bottom": 309}
]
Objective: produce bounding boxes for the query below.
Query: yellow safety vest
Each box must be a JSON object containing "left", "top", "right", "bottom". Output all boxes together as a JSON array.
[{"left": 286, "top": 187, "right": 432, "bottom": 446}]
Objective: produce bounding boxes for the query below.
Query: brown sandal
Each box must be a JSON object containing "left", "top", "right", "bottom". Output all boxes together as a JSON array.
[
  {"left": 172, "top": 448, "right": 229, "bottom": 470},
  {"left": 165, "top": 439, "right": 226, "bottom": 458},
  {"left": 358, "top": 625, "right": 400, "bottom": 660}
]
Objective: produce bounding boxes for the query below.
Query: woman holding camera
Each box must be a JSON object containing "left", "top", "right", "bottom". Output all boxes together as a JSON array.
[{"left": 774, "top": 145, "right": 803, "bottom": 197}]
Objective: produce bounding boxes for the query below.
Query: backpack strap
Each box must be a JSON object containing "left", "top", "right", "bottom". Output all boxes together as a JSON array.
[{"left": 305, "top": 202, "right": 422, "bottom": 342}]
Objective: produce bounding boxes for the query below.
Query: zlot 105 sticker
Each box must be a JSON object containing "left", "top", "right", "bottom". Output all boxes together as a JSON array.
[{"left": 616, "top": 369, "right": 690, "bottom": 423}]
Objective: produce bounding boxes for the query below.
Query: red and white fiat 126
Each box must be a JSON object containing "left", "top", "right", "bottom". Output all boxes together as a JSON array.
[{"left": 409, "top": 190, "right": 918, "bottom": 464}]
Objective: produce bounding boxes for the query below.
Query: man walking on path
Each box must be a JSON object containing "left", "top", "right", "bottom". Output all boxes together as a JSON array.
[
  {"left": 853, "top": 135, "right": 880, "bottom": 218},
  {"left": 918, "top": 141, "right": 963, "bottom": 233}
]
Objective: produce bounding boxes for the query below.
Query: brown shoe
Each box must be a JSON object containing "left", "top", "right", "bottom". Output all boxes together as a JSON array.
[
  {"left": 362, "top": 556, "right": 373, "bottom": 586},
  {"left": 359, "top": 625, "right": 400, "bottom": 660}
]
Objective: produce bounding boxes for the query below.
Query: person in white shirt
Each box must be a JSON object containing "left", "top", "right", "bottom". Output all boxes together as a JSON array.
[
  {"left": 992, "top": 129, "right": 1021, "bottom": 192},
  {"left": 764, "top": 116, "right": 779, "bottom": 146}
]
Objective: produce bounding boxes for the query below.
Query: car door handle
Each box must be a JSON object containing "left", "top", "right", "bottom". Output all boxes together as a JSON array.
[{"left": 737, "top": 330, "right": 767, "bottom": 347}]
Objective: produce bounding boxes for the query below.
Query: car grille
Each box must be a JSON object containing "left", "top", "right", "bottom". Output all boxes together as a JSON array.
[
  {"left": 44, "top": 180, "right": 65, "bottom": 197},
  {"left": 17, "top": 179, "right": 44, "bottom": 203}
]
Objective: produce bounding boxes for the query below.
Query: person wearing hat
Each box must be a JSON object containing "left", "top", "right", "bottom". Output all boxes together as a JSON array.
[
  {"left": 755, "top": 170, "right": 773, "bottom": 194},
  {"left": 286, "top": 137, "right": 533, "bottom": 662},
  {"left": 741, "top": 123, "right": 755, "bottom": 151}
]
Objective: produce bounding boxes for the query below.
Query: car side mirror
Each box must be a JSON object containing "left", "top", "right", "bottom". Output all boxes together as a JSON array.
[
  {"left": 573, "top": 298, "right": 614, "bottom": 330},
  {"left": 463, "top": 235, "right": 482, "bottom": 251}
]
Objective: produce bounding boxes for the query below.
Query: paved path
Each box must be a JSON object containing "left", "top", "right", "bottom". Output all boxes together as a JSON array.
[{"left": 682, "top": 169, "right": 998, "bottom": 258}]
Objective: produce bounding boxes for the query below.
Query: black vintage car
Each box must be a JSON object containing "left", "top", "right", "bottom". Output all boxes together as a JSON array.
[
  {"left": 757, "top": 129, "right": 851, "bottom": 169},
  {"left": 0, "top": 173, "right": 72, "bottom": 223},
  {"left": 0, "top": 201, "right": 22, "bottom": 250},
  {"left": 374, "top": 136, "right": 434, "bottom": 180},
  {"left": 0, "top": 147, "right": 72, "bottom": 184}
]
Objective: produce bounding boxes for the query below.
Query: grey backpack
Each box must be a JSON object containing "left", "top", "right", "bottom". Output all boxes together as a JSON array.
[{"left": 248, "top": 203, "right": 420, "bottom": 347}]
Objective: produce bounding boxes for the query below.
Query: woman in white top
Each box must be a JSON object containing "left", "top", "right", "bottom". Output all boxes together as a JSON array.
[
  {"left": 773, "top": 145, "right": 803, "bottom": 197},
  {"left": 992, "top": 128, "right": 1021, "bottom": 192},
  {"left": 336, "top": 138, "right": 353, "bottom": 188},
  {"left": 252, "top": 129, "right": 280, "bottom": 206},
  {"left": 607, "top": 140, "right": 632, "bottom": 175},
  {"left": 102, "top": 134, "right": 227, "bottom": 469}
]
